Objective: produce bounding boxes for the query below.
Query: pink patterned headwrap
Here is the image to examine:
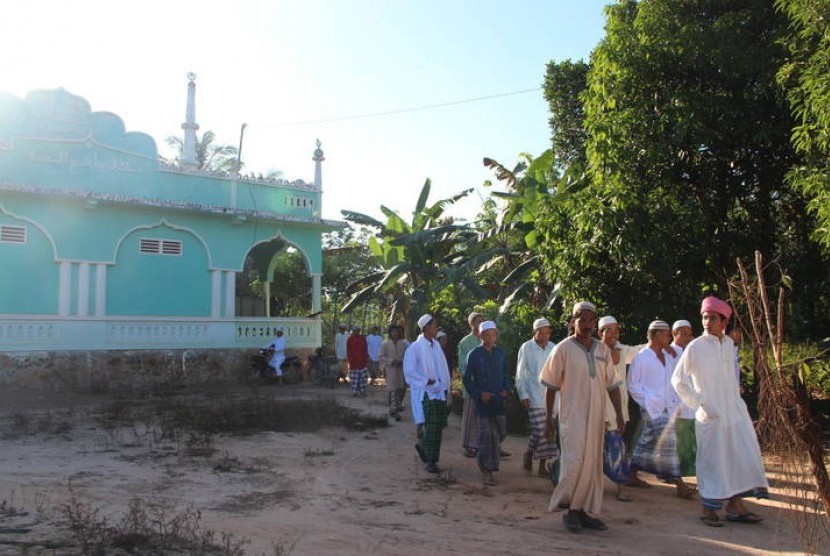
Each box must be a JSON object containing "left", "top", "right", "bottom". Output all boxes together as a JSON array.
[{"left": 700, "top": 296, "right": 732, "bottom": 320}]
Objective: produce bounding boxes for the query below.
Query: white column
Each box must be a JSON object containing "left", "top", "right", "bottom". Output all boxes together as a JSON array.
[
  {"left": 58, "top": 262, "right": 72, "bottom": 316},
  {"left": 95, "top": 264, "right": 107, "bottom": 316},
  {"left": 211, "top": 270, "right": 222, "bottom": 319},
  {"left": 311, "top": 272, "right": 322, "bottom": 313},
  {"left": 264, "top": 281, "right": 271, "bottom": 317},
  {"left": 77, "top": 263, "right": 89, "bottom": 316},
  {"left": 224, "top": 271, "right": 236, "bottom": 317}
]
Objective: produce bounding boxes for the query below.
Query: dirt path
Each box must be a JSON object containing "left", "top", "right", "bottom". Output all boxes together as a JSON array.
[{"left": 0, "top": 383, "right": 823, "bottom": 555}]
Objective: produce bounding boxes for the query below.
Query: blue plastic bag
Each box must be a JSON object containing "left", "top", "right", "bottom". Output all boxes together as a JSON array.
[{"left": 603, "top": 431, "right": 630, "bottom": 484}]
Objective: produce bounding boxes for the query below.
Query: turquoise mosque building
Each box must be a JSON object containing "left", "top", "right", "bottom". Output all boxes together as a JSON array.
[{"left": 0, "top": 76, "right": 338, "bottom": 386}]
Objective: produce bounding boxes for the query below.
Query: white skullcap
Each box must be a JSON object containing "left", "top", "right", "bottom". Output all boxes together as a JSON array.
[
  {"left": 572, "top": 301, "right": 597, "bottom": 317},
  {"left": 598, "top": 316, "right": 618, "bottom": 331},
  {"left": 672, "top": 319, "right": 692, "bottom": 331},
  {"left": 479, "top": 320, "right": 497, "bottom": 333},
  {"left": 352, "top": 324, "right": 362, "bottom": 331},
  {"left": 467, "top": 312, "right": 484, "bottom": 325},
  {"left": 532, "top": 318, "right": 551, "bottom": 331},
  {"left": 648, "top": 320, "right": 670, "bottom": 331},
  {"left": 417, "top": 314, "right": 434, "bottom": 330},
  {"left": 436, "top": 331, "right": 447, "bottom": 339}
]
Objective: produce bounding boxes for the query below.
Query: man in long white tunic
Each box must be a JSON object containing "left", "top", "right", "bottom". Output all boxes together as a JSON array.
[
  {"left": 671, "top": 296, "right": 769, "bottom": 527},
  {"left": 541, "top": 301, "right": 625, "bottom": 533},
  {"left": 403, "top": 313, "right": 452, "bottom": 474}
]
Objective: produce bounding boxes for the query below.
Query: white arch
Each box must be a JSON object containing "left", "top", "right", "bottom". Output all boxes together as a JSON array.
[
  {"left": 110, "top": 218, "right": 214, "bottom": 267},
  {"left": 0, "top": 203, "right": 60, "bottom": 261},
  {"left": 236, "top": 231, "right": 312, "bottom": 275}
]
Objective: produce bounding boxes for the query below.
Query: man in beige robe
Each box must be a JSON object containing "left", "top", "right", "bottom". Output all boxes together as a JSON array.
[{"left": 542, "top": 301, "right": 625, "bottom": 533}]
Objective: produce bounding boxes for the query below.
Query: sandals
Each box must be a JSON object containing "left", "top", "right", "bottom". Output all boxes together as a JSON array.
[
  {"left": 580, "top": 514, "right": 608, "bottom": 531},
  {"left": 625, "top": 476, "right": 652, "bottom": 488},
  {"left": 700, "top": 514, "right": 724, "bottom": 528},
  {"left": 676, "top": 484, "right": 698, "bottom": 499},
  {"left": 616, "top": 490, "right": 633, "bottom": 502},
  {"left": 563, "top": 511, "right": 581, "bottom": 532},
  {"left": 726, "top": 512, "right": 763, "bottom": 524}
]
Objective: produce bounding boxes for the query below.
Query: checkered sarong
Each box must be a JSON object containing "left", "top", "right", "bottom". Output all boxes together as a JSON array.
[
  {"left": 527, "top": 407, "right": 559, "bottom": 460},
  {"left": 476, "top": 414, "right": 507, "bottom": 472},
  {"left": 461, "top": 398, "right": 479, "bottom": 451},
  {"left": 422, "top": 396, "right": 448, "bottom": 462},
  {"left": 631, "top": 409, "right": 680, "bottom": 480},
  {"left": 349, "top": 368, "right": 368, "bottom": 394}
]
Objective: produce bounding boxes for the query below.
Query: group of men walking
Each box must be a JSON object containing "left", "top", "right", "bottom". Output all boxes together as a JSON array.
[{"left": 339, "top": 294, "right": 770, "bottom": 534}]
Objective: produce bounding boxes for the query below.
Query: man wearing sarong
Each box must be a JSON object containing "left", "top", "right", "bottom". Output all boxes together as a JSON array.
[
  {"left": 404, "top": 314, "right": 451, "bottom": 474},
  {"left": 379, "top": 324, "right": 409, "bottom": 421},
  {"left": 346, "top": 324, "right": 369, "bottom": 396},
  {"left": 366, "top": 325, "right": 384, "bottom": 386},
  {"left": 627, "top": 320, "right": 696, "bottom": 498},
  {"left": 263, "top": 327, "right": 286, "bottom": 383},
  {"left": 515, "top": 317, "right": 557, "bottom": 478},
  {"left": 457, "top": 312, "right": 484, "bottom": 457},
  {"left": 671, "top": 296, "right": 769, "bottom": 527},
  {"left": 671, "top": 319, "right": 697, "bottom": 477},
  {"left": 463, "top": 320, "right": 511, "bottom": 486},
  {"left": 541, "top": 301, "right": 625, "bottom": 533},
  {"left": 334, "top": 323, "right": 349, "bottom": 382},
  {"left": 596, "top": 315, "right": 645, "bottom": 500}
]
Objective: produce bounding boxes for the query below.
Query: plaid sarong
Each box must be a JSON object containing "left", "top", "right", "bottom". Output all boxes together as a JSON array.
[
  {"left": 476, "top": 414, "right": 507, "bottom": 472},
  {"left": 349, "top": 368, "right": 368, "bottom": 394},
  {"left": 675, "top": 418, "right": 697, "bottom": 477},
  {"left": 461, "top": 397, "right": 479, "bottom": 451},
  {"left": 631, "top": 409, "right": 681, "bottom": 480},
  {"left": 527, "top": 407, "right": 559, "bottom": 460},
  {"left": 422, "top": 396, "right": 448, "bottom": 462}
]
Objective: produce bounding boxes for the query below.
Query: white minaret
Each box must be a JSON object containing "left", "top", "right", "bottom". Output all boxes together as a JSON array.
[
  {"left": 180, "top": 72, "right": 199, "bottom": 169},
  {"left": 313, "top": 139, "right": 324, "bottom": 191}
]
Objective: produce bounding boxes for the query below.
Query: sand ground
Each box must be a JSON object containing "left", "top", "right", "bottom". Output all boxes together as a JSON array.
[{"left": 0, "top": 381, "right": 825, "bottom": 555}]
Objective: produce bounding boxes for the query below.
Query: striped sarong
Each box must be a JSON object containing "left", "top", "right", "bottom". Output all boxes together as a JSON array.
[
  {"left": 476, "top": 414, "right": 506, "bottom": 472},
  {"left": 461, "top": 397, "right": 479, "bottom": 451},
  {"left": 675, "top": 417, "right": 697, "bottom": 477},
  {"left": 349, "top": 368, "right": 368, "bottom": 394},
  {"left": 527, "top": 407, "right": 558, "bottom": 460},
  {"left": 631, "top": 409, "right": 680, "bottom": 480},
  {"left": 422, "top": 396, "right": 448, "bottom": 462}
]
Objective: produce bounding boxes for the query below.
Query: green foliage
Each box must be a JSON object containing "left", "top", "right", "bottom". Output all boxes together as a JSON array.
[
  {"left": 165, "top": 130, "right": 239, "bottom": 172},
  {"left": 341, "top": 179, "right": 475, "bottom": 337},
  {"left": 536, "top": 0, "right": 830, "bottom": 339},
  {"left": 776, "top": 0, "right": 830, "bottom": 252}
]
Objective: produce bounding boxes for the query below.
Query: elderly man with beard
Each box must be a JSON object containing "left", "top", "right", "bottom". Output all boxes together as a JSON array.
[
  {"left": 672, "top": 297, "right": 769, "bottom": 527},
  {"left": 627, "top": 320, "right": 696, "bottom": 499},
  {"left": 515, "top": 317, "right": 558, "bottom": 478},
  {"left": 541, "top": 302, "right": 625, "bottom": 533}
]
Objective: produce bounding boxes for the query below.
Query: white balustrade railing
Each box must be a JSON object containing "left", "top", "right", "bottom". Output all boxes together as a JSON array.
[{"left": 0, "top": 316, "right": 321, "bottom": 352}]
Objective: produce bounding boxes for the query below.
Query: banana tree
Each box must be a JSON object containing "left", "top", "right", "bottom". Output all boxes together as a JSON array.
[{"left": 340, "top": 179, "right": 482, "bottom": 336}]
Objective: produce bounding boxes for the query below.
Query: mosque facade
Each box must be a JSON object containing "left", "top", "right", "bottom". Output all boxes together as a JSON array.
[{"left": 0, "top": 76, "right": 338, "bottom": 387}]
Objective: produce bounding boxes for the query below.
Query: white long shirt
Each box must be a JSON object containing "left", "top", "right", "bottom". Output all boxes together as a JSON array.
[
  {"left": 334, "top": 332, "right": 348, "bottom": 359},
  {"left": 515, "top": 337, "right": 554, "bottom": 409},
  {"left": 366, "top": 334, "right": 383, "bottom": 361},
  {"left": 628, "top": 346, "right": 682, "bottom": 419},
  {"left": 671, "top": 332, "right": 768, "bottom": 500},
  {"left": 670, "top": 343, "right": 695, "bottom": 419},
  {"left": 403, "top": 334, "right": 451, "bottom": 424}
]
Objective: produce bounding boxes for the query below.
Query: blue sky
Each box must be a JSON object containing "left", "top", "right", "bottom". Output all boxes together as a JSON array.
[{"left": 0, "top": 0, "right": 609, "bottom": 222}]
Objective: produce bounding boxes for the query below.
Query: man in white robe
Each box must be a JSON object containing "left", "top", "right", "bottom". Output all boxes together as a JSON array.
[
  {"left": 671, "top": 296, "right": 769, "bottom": 527},
  {"left": 403, "top": 314, "right": 451, "bottom": 474},
  {"left": 263, "top": 328, "right": 286, "bottom": 380},
  {"left": 671, "top": 319, "right": 697, "bottom": 477},
  {"left": 541, "top": 301, "right": 625, "bottom": 533}
]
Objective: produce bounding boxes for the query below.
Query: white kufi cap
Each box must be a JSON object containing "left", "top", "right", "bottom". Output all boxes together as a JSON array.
[
  {"left": 532, "top": 318, "right": 551, "bottom": 331},
  {"left": 598, "top": 316, "right": 618, "bottom": 331},
  {"left": 479, "top": 320, "right": 497, "bottom": 333},
  {"left": 417, "top": 314, "right": 434, "bottom": 330}
]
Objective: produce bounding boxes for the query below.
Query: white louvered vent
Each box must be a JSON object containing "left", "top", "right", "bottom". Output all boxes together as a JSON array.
[
  {"left": 140, "top": 238, "right": 182, "bottom": 256},
  {"left": 0, "top": 225, "right": 26, "bottom": 244}
]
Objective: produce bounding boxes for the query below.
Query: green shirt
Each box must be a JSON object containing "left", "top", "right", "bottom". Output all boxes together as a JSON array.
[{"left": 457, "top": 332, "right": 481, "bottom": 399}]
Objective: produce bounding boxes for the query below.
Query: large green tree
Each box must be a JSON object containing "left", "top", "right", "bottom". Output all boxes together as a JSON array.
[
  {"left": 776, "top": 0, "right": 830, "bottom": 251},
  {"left": 537, "top": 0, "right": 829, "bottom": 337}
]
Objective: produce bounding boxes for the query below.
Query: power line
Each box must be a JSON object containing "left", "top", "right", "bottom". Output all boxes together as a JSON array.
[{"left": 270, "top": 87, "right": 542, "bottom": 127}]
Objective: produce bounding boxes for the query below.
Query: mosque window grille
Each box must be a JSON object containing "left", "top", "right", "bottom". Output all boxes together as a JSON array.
[
  {"left": 283, "top": 196, "right": 314, "bottom": 209},
  {"left": 0, "top": 225, "right": 26, "bottom": 244},
  {"left": 140, "top": 238, "right": 183, "bottom": 256}
]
